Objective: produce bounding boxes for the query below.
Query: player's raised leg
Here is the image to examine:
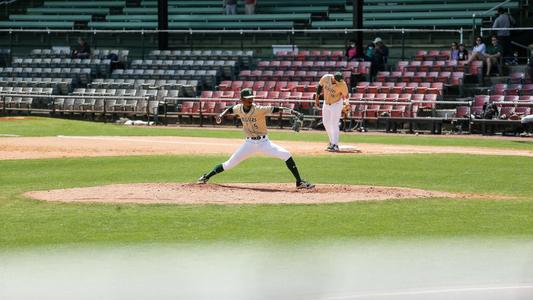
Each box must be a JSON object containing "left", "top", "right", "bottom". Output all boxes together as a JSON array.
[{"left": 197, "top": 141, "right": 255, "bottom": 184}]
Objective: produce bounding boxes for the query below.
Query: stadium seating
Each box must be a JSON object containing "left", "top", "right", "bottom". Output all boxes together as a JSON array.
[{"left": 5, "top": 0, "right": 516, "bottom": 31}]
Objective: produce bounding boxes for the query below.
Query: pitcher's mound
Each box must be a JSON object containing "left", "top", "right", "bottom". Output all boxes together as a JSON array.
[{"left": 24, "top": 183, "right": 465, "bottom": 205}]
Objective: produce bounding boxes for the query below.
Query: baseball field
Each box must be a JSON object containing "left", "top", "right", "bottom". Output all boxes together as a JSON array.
[
  {"left": 1, "top": 116, "right": 533, "bottom": 299},
  {"left": 1, "top": 116, "right": 533, "bottom": 246}
]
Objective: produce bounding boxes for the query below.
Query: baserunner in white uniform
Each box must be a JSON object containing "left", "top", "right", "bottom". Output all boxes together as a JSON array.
[
  {"left": 315, "top": 72, "right": 350, "bottom": 152},
  {"left": 197, "top": 88, "right": 314, "bottom": 189}
]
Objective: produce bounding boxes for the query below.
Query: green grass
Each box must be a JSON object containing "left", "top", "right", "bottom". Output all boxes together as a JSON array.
[
  {"left": 2, "top": 116, "right": 533, "bottom": 150},
  {"left": 1, "top": 154, "right": 533, "bottom": 248}
]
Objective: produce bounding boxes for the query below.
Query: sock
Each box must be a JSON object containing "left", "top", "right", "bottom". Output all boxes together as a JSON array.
[
  {"left": 205, "top": 164, "right": 224, "bottom": 179},
  {"left": 285, "top": 157, "right": 302, "bottom": 183}
]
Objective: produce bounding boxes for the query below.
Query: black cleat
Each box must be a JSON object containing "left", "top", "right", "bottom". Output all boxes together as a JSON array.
[
  {"left": 296, "top": 180, "right": 315, "bottom": 189},
  {"left": 326, "top": 144, "right": 339, "bottom": 152},
  {"left": 197, "top": 174, "right": 209, "bottom": 184}
]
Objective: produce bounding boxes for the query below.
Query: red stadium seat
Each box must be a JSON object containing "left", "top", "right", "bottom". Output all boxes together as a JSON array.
[
  {"left": 415, "top": 50, "right": 427, "bottom": 61},
  {"left": 492, "top": 83, "right": 508, "bottom": 95},
  {"left": 473, "top": 95, "right": 489, "bottom": 107},
  {"left": 391, "top": 105, "right": 408, "bottom": 117},
  {"left": 267, "top": 91, "right": 280, "bottom": 99},
  {"left": 454, "top": 106, "right": 470, "bottom": 118},
  {"left": 508, "top": 72, "right": 525, "bottom": 84},
  {"left": 255, "top": 91, "right": 268, "bottom": 99},
  {"left": 253, "top": 81, "right": 265, "bottom": 91}
]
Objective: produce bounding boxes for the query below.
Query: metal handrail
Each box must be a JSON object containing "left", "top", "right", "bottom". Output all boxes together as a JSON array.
[{"left": 0, "top": 28, "right": 463, "bottom": 34}]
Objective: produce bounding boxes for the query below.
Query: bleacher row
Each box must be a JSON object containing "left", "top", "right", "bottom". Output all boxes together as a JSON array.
[
  {"left": 0, "top": 0, "right": 518, "bottom": 30},
  {"left": 0, "top": 87, "right": 172, "bottom": 112},
  {"left": 130, "top": 59, "right": 237, "bottom": 78},
  {"left": 238, "top": 70, "right": 354, "bottom": 86},
  {"left": 274, "top": 50, "right": 346, "bottom": 61},
  {"left": 255, "top": 60, "right": 371, "bottom": 76},
  {"left": 0, "top": 67, "right": 91, "bottom": 85},
  {"left": 177, "top": 93, "right": 438, "bottom": 122},
  {"left": 88, "top": 78, "right": 198, "bottom": 97},
  {"left": 0, "top": 86, "right": 54, "bottom": 109},
  {"left": 455, "top": 95, "right": 533, "bottom": 121},
  {"left": 147, "top": 50, "right": 253, "bottom": 67},
  {"left": 12, "top": 58, "right": 111, "bottom": 76},
  {"left": 396, "top": 60, "right": 475, "bottom": 73},
  {"left": 30, "top": 49, "right": 129, "bottom": 61},
  {"left": 0, "top": 77, "right": 72, "bottom": 94},
  {"left": 110, "top": 69, "right": 217, "bottom": 89},
  {"left": 375, "top": 71, "right": 464, "bottom": 87},
  {"left": 0, "top": 86, "right": 54, "bottom": 95},
  {"left": 491, "top": 83, "right": 533, "bottom": 96},
  {"left": 355, "top": 81, "right": 444, "bottom": 95}
]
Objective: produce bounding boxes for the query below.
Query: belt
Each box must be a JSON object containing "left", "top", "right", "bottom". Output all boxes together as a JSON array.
[{"left": 247, "top": 135, "right": 266, "bottom": 140}]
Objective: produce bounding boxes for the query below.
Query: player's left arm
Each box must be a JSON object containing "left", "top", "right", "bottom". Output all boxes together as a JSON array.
[
  {"left": 272, "top": 106, "right": 304, "bottom": 119},
  {"left": 342, "top": 83, "right": 350, "bottom": 106}
]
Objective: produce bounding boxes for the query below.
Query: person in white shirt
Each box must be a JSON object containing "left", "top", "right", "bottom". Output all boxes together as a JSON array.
[{"left": 465, "top": 36, "right": 486, "bottom": 65}]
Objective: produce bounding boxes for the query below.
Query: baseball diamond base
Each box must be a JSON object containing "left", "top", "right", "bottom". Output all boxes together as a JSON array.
[
  {"left": 23, "top": 183, "right": 508, "bottom": 205},
  {"left": 338, "top": 145, "right": 362, "bottom": 153}
]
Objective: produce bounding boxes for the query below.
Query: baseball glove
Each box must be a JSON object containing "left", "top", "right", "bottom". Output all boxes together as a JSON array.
[
  {"left": 342, "top": 103, "right": 351, "bottom": 118},
  {"left": 291, "top": 113, "right": 304, "bottom": 132}
]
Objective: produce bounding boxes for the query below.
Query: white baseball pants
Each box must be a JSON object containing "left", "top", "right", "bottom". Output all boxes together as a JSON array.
[
  {"left": 222, "top": 136, "right": 291, "bottom": 170},
  {"left": 322, "top": 100, "right": 343, "bottom": 146},
  {"left": 521, "top": 114, "right": 533, "bottom": 124}
]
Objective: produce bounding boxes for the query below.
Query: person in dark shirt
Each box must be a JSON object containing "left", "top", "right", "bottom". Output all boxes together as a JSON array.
[
  {"left": 457, "top": 43, "right": 469, "bottom": 61},
  {"left": 484, "top": 36, "right": 503, "bottom": 76},
  {"left": 370, "top": 38, "right": 388, "bottom": 80},
  {"left": 224, "top": 0, "right": 237, "bottom": 15},
  {"left": 72, "top": 37, "right": 91, "bottom": 59}
]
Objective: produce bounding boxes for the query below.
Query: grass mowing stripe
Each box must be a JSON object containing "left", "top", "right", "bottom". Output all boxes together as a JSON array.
[
  {"left": 1, "top": 198, "right": 533, "bottom": 248},
  {"left": 1, "top": 154, "right": 532, "bottom": 197},
  {"left": 1, "top": 116, "right": 533, "bottom": 150}
]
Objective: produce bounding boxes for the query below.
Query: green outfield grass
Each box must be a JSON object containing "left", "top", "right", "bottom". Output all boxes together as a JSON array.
[
  {"left": 2, "top": 116, "right": 533, "bottom": 149},
  {"left": 1, "top": 117, "right": 533, "bottom": 249},
  {"left": 1, "top": 153, "right": 532, "bottom": 249}
]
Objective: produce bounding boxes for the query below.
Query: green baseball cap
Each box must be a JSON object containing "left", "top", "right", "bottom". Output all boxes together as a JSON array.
[
  {"left": 240, "top": 88, "right": 254, "bottom": 99},
  {"left": 334, "top": 72, "right": 344, "bottom": 82}
]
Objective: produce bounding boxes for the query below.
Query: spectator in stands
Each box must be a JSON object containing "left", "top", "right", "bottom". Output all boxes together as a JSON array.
[
  {"left": 107, "top": 52, "right": 125, "bottom": 72},
  {"left": 370, "top": 38, "right": 388, "bottom": 80},
  {"left": 345, "top": 40, "right": 359, "bottom": 61},
  {"left": 484, "top": 36, "right": 503, "bottom": 76},
  {"left": 492, "top": 7, "right": 515, "bottom": 64},
  {"left": 465, "top": 36, "right": 486, "bottom": 65},
  {"left": 482, "top": 103, "right": 499, "bottom": 119},
  {"left": 72, "top": 37, "right": 91, "bottom": 59},
  {"left": 224, "top": 0, "right": 237, "bottom": 15},
  {"left": 373, "top": 37, "right": 389, "bottom": 64},
  {"left": 450, "top": 42, "right": 460, "bottom": 60},
  {"left": 457, "top": 43, "right": 469, "bottom": 61},
  {"left": 363, "top": 43, "right": 374, "bottom": 62},
  {"left": 244, "top": 0, "right": 256, "bottom": 15}
]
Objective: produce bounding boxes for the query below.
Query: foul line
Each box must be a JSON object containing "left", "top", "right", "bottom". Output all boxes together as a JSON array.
[
  {"left": 0, "top": 134, "right": 20, "bottom": 137},
  {"left": 56, "top": 135, "right": 238, "bottom": 146},
  {"left": 323, "top": 284, "right": 533, "bottom": 299}
]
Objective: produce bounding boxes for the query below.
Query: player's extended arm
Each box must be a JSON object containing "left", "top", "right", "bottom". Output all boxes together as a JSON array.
[
  {"left": 315, "top": 85, "right": 323, "bottom": 107},
  {"left": 272, "top": 106, "right": 304, "bottom": 119},
  {"left": 274, "top": 107, "right": 304, "bottom": 132},
  {"left": 215, "top": 105, "right": 234, "bottom": 124}
]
